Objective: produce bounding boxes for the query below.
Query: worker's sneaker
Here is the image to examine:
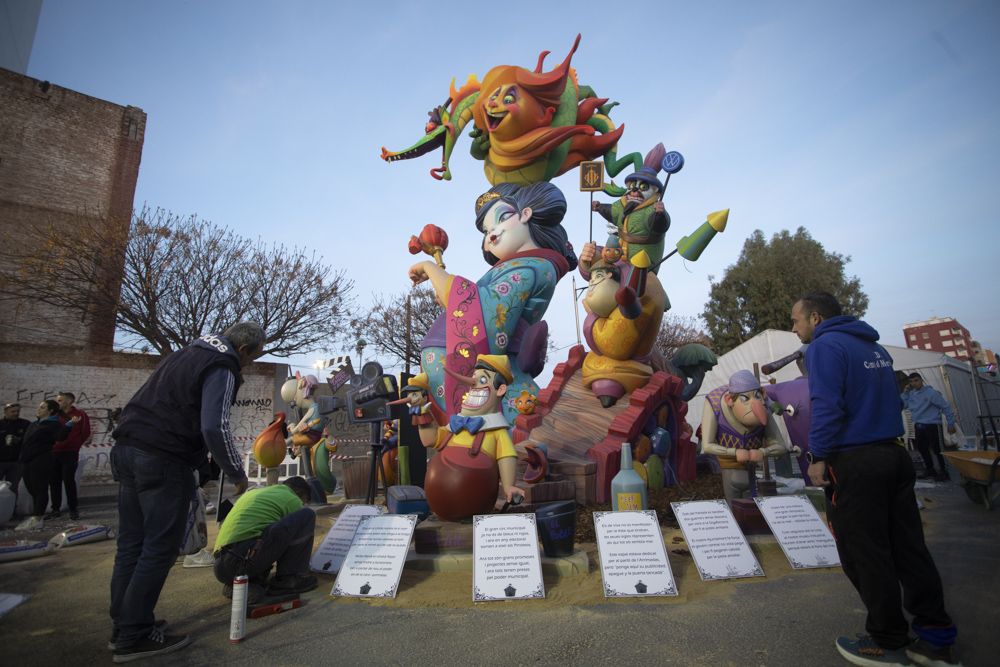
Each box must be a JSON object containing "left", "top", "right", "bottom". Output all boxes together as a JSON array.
[
  {"left": 835, "top": 634, "right": 910, "bottom": 666},
  {"left": 222, "top": 581, "right": 265, "bottom": 605},
  {"left": 43, "top": 511, "right": 61, "bottom": 520},
  {"left": 108, "top": 620, "right": 168, "bottom": 651},
  {"left": 906, "top": 638, "right": 963, "bottom": 667},
  {"left": 112, "top": 627, "right": 190, "bottom": 663},
  {"left": 268, "top": 573, "right": 318, "bottom": 595}
]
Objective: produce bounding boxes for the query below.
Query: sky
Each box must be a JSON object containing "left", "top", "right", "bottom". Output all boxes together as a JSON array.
[{"left": 23, "top": 0, "right": 1000, "bottom": 376}]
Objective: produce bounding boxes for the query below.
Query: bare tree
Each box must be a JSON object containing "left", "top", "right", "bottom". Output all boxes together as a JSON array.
[
  {"left": 655, "top": 314, "right": 712, "bottom": 359},
  {"left": 1, "top": 206, "right": 353, "bottom": 356},
  {"left": 352, "top": 286, "right": 443, "bottom": 371}
]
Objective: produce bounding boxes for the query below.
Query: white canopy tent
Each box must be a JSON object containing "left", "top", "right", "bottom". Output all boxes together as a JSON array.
[{"left": 686, "top": 329, "right": 1000, "bottom": 445}]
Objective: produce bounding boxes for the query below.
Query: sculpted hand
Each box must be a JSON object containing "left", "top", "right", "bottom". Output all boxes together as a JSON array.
[
  {"left": 654, "top": 202, "right": 665, "bottom": 213},
  {"left": 580, "top": 242, "right": 598, "bottom": 265},
  {"left": 505, "top": 485, "right": 526, "bottom": 504},
  {"left": 591, "top": 200, "right": 601, "bottom": 212},
  {"left": 749, "top": 449, "right": 764, "bottom": 463},
  {"left": 735, "top": 449, "right": 750, "bottom": 463},
  {"left": 408, "top": 261, "right": 430, "bottom": 285}
]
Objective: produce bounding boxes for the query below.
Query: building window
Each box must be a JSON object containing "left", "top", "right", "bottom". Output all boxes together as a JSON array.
[
  {"left": 922, "top": 333, "right": 930, "bottom": 340},
  {"left": 946, "top": 351, "right": 956, "bottom": 357},
  {"left": 924, "top": 343, "right": 932, "bottom": 349},
  {"left": 912, "top": 344, "right": 920, "bottom": 349},
  {"left": 909, "top": 334, "right": 916, "bottom": 341},
  {"left": 943, "top": 340, "right": 953, "bottom": 347},
  {"left": 939, "top": 329, "right": 950, "bottom": 336}
]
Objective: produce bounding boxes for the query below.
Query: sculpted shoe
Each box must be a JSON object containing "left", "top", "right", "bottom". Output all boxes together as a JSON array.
[
  {"left": 906, "top": 638, "right": 962, "bottom": 667},
  {"left": 835, "top": 634, "right": 910, "bottom": 666}
]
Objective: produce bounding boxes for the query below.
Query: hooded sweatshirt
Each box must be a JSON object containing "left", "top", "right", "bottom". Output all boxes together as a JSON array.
[{"left": 805, "top": 316, "right": 903, "bottom": 459}]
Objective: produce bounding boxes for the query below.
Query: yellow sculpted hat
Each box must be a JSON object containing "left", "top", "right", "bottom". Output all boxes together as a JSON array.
[
  {"left": 403, "top": 372, "right": 431, "bottom": 393},
  {"left": 475, "top": 354, "right": 513, "bottom": 384}
]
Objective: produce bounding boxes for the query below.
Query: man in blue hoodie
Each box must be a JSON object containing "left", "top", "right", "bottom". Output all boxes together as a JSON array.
[
  {"left": 902, "top": 373, "right": 957, "bottom": 481},
  {"left": 791, "top": 292, "right": 959, "bottom": 667}
]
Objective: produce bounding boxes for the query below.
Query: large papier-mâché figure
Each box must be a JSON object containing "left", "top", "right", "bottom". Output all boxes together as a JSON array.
[
  {"left": 423, "top": 354, "right": 525, "bottom": 521},
  {"left": 408, "top": 182, "right": 577, "bottom": 423},
  {"left": 593, "top": 143, "right": 671, "bottom": 271},
  {"left": 579, "top": 243, "right": 667, "bottom": 408},
  {"left": 382, "top": 34, "right": 645, "bottom": 186},
  {"left": 699, "top": 370, "right": 789, "bottom": 502}
]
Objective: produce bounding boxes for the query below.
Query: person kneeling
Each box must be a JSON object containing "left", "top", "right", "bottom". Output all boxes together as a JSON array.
[{"left": 213, "top": 476, "right": 317, "bottom": 603}]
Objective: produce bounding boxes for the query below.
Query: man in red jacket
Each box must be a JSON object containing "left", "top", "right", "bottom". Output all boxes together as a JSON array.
[{"left": 48, "top": 391, "right": 91, "bottom": 520}]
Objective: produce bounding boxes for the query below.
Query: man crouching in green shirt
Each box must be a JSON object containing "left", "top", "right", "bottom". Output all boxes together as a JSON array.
[{"left": 214, "top": 476, "right": 317, "bottom": 602}]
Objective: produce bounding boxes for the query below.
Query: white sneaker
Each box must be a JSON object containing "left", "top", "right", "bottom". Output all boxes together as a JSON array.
[
  {"left": 204, "top": 502, "right": 217, "bottom": 514},
  {"left": 182, "top": 547, "right": 214, "bottom": 568},
  {"left": 15, "top": 515, "right": 43, "bottom": 531}
]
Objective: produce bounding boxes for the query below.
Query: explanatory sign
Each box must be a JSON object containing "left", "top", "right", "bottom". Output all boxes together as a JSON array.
[
  {"left": 472, "top": 513, "right": 545, "bottom": 601},
  {"left": 672, "top": 499, "right": 764, "bottom": 581},
  {"left": 755, "top": 495, "right": 840, "bottom": 569},
  {"left": 311, "top": 504, "right": 385, "bottom": 574},
  {"left": 331, "top": 514, "right": 416, "bottom": 598},
  {"left": 594, "top": 510, "right": 677, "bottom": 597}
]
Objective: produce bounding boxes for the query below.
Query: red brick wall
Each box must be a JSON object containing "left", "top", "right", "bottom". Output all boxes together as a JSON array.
[{"left": 0, "top": 67, "right": 145, "bottom": 349}]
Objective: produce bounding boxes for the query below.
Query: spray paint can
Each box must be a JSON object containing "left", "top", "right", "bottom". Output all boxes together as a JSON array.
[{"left": 229, "top": 574, "right": 248, "bottom": 643}]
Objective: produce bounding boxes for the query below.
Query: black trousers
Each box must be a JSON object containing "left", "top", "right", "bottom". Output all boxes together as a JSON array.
[
  {"left": 22, "top": 453, "right": 52, "bottom": 517},
  {"left": 826, "top": 442, "right": 954, "bottom": 649},
  {"left": 213, "top": 507, "right": 316, "bottom": 586},
  {"left": 50, "top": 450, "right": 80, "bottom": 512},
  {"left": 913, "top": 423, "right": 946, "bottom": 476}
]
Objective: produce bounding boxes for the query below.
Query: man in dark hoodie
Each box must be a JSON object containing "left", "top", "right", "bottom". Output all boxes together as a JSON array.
[
  {"left": 791, "top": 292, "right": 959, "bottom": 667},
  {"left": 108, "top": 323, "right": 263, "bottom": 663}
]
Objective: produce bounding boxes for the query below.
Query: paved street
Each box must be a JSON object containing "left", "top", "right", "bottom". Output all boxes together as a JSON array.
[{"left": 1, "top": 480, "right": 997, "bottom": 666}]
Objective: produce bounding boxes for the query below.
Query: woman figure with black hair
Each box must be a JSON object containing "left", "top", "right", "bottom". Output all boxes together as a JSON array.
[{"left": 409, "top": 181, "right": 577, "bottom": 423}]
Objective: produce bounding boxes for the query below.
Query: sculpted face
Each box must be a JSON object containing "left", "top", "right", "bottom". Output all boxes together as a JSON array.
[
  {"left": 582, "top": 267, "right": 619, "bottom": 318},
  {"left": 478, "top": 77, "right": 555, "bottom": 143},
  {"left": 725, "top": 389, "right": 768, "bottom": 429},
  {"left": 624, "top": 178, "right": 660, "bottom": 206},
  {"left": 481, "top": 200, "right": 537, "bottom": 260},
  {"left": 460, "top": 369, "right": 507, "bottom": 416}
]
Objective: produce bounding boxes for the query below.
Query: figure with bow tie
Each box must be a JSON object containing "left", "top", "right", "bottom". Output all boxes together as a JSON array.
[{"left": 423, "top": 354, "right": 525, "bottom": 521}]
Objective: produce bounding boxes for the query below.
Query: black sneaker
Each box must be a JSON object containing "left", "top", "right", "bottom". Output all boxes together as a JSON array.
[
  {"left": 69, "top": 510, "right": 80, "bottom": 520},
  {"left": 43, "top": 511, "right": 61, "bottom": 520},
  {"left": 222, "top": 582, "right": 265, "bottom": 605},
  {"left": 267, "top": 574, "right": 318, "bottom": 596},
  {"left": 112, "top": 627, "right": 190, "bottom": 663},
  {"left": 108, "top": 619, "right": 168, "bottom": 651},
  {"left": 906, "top": 638, "right": 963, "bottom": 666}
]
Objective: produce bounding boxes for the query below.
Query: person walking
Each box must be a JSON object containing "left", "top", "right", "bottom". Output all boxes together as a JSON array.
[
  {"left": 791, "top": 292, "right": 961, "bottom": 667},
  {"left": 108, "top": 323, "right": 261, "bottom": 663},
  {"left": 48, "top": 391, "right": 91, "bottom": 520},
  {"left": 901, "top": 373, "right": 957, "bottom": 481},
  {"left": 16, "top": 400, "right": 78, "bottom": 531}
]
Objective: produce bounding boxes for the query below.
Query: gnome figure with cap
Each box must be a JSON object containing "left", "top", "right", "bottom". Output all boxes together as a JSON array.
[
  {"left": 592, "top": 143, "right": 671, "bottom": 272},
  {"left": 699, "top": 370, "right": 790, "bottom": 502},
  {"left": 422, "top": 354, "right": 525, "bottom": 522}
]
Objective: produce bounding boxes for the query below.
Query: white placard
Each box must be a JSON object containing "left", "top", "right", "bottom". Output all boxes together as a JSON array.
[
  {"left": 671, "top": 499, "right": 764, "bottom": 581},
  {"left": 594, "top": 511, "right": 677, "bottom": 597},
  {"left": 472, "top": 513, "right": 545, "bottom": 601},
  {"left": 331, "top": 514, "right": 417, "bottom": 598},
  {"left": 310, "top": 504, "right": 386, "bottom": 574},
  {"left": 754, "top": 495, "right": 840, "bottom": 569}
]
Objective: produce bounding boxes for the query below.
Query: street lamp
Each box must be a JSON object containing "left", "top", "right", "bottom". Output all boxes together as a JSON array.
[{"left": 356, "top": 338, "right": 367, "bottom": 369}]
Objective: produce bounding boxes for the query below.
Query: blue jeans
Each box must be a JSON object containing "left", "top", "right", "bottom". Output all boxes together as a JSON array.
[{"left": 109, "top": 445, "right": 195, "bottom": 648}]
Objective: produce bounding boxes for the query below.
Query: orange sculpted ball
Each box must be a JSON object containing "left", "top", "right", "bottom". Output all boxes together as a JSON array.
[{"left": 253, "top": 413, "right": 287, "bottom": 468}]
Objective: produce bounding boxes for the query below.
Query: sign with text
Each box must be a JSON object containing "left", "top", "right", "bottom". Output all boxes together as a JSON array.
[
  {"left": 755, "top": 495, "right": 840, "bottom": 569},
  {"left": 594, "top": 510, "right": 677, "bottom": 597},
  {"left": 311, "top": 504, "right": 385, "bottom": 574},
  {"left": 331, "top": 514, "right": 416, "bottom": 598},
  {"left": 472, "top": 513, "right": 545, "bottom": 601},
  {"left": 672, "top": 500, "right": 764, "bottom": 581}
]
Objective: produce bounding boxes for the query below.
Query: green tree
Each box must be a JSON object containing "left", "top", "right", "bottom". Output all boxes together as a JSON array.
[{"left": 702, "top": 227, "right": 868, "bottom": 354}]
